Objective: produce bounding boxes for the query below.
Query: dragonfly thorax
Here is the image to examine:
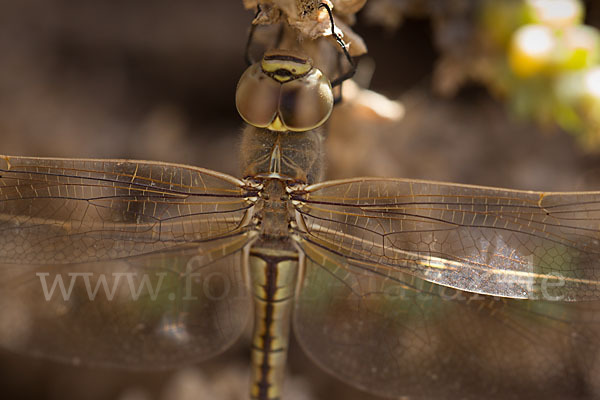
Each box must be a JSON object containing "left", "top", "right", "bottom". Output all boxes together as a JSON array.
[
  {"left": 253, "top": 179, "right": 296, "bottom": 242},
  {"left": 240, "top": 127, "right": 324, "bottom": 184},
  {"left": 236, "top": 49, "right": 334, "bottom": 133}
]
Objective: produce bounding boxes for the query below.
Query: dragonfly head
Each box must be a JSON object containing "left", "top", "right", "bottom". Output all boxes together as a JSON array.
[{"left": 236, "top": 49, "right": 334, "bottom": 133}]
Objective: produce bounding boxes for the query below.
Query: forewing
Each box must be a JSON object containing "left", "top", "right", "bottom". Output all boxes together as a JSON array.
[
  {"left": 293, "top": 178, "right": 600, "bottom": 300},
  {"left": 0, "top": 156, "right": 253, "bottom": 263}
]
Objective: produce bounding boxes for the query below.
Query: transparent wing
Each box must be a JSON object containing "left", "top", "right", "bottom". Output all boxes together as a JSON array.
[
  {"left": 293, "top": 178, "right": 600, "bottom": 301},
  {"left": 292, "top": 178, "right": 600, "bottom": 398},
  {"left": 0, "top": 155, "right": 253, "bottom": 264},
  {"left": 294, "top": 241, "right": 600, "bottom": 399},
  {"left": 0, "top": 156, "right": 255, "bottom": 367}
]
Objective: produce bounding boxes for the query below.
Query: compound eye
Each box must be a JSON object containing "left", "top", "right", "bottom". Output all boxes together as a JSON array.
[
  {"left": 236, "top": 63, "right": 280, "bottom": 128},
  {"left": 278, "top": 68, "right": 334, "bottom": 132}
]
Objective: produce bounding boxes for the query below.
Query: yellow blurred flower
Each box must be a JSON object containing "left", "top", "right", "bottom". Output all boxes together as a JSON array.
[
  {"left": 525, "top": 0, "right": 583, "bottom": 29},
  {"left": 509, "top": 24, "right": 557, "bottom": 77}
]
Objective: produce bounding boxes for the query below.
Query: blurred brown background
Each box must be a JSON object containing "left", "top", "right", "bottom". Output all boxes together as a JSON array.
[{"left": 2, "top": 1, "right": 600, "bottom": 399}]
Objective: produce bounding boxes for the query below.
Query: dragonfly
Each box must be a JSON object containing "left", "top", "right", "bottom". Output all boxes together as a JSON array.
[{"left": 2, "top": 6, "right": 600, "bottom": 400}]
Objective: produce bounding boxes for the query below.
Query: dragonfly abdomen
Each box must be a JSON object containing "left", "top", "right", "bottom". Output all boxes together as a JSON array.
[{"left": 248, "top": 248, "right": 299, "bottom": 400}]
